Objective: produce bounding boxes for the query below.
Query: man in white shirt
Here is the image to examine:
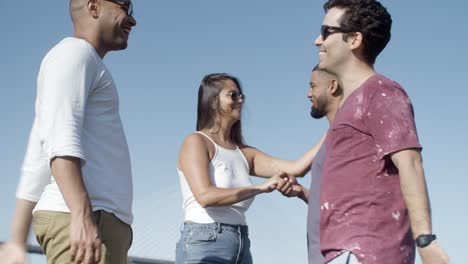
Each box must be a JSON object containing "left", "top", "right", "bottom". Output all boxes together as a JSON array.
[{"left": 0, "top": 1, "right": 136, "bottom": 263}]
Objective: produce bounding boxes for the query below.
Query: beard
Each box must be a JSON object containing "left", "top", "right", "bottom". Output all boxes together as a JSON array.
[{"left": 310, "top": 105, "right": 325, "bottom": 119}]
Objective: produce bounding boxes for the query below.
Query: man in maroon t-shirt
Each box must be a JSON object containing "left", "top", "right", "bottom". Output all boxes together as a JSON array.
[{"left": 313, "top": 0, "right": 450, "bottom": 263}]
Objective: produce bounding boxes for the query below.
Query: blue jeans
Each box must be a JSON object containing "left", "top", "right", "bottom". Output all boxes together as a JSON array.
[{"left": 176, "top": 222, "right": 253, "bottom": 264}]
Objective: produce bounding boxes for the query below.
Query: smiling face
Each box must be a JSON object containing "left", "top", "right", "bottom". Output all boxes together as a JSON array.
[
  {"left": 98, "top": 0, "right": 137, "bottom": 52},
  {"left": 314, "top": 7, "right": 353, "bottom": 75},
  {"left": 308, "top": 70, "right": 330, "bottom": 119},
  {"left": 196, "top": 73, "right": 246, "bottom": 144},
  {"left": 217, "top": 79, "right": 244, "bottom": 122}
]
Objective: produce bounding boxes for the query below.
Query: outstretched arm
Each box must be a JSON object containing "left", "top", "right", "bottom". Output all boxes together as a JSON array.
[
  {"left": 178, "top": 134, "right": 289, "bottom": 207},
  {"left": 295, "top": 184, "right": 309, "bottom": 204},
  {"left": 392, "top": 149, "right": 449, "bottom": 264},
  {"left": 241, "top": 134, "right": 326, "bottom": 178},
  {"left": 278, "top": 182, "right": 309, "bottom": 204}
]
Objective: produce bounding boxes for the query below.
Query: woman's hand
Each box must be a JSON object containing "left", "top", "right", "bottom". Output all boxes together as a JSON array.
[
  {"left": 258, "top": 175, "right": 279, "bottom": 193},
  {"left": 258, "top": 172, "right": 296, "bottom": 193}
]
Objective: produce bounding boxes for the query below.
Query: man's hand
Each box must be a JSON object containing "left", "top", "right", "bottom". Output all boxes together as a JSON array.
[
  {"left": 275, "top": 173, "right": 297, "bottom": 195},
  {"left": 257, "top": 172, "right": 296, "bottom": 193},
  {"left": 0, "top": 242, "right": 27, "bottom": 264},
  {"left": 277, "top": 182, "right": 309, "bottom": 203},
  {"left": 280, "top": 183, "right": 302, "bottom": 197},
  {"left": 70, "top": 213, "right": 102, "bottom": 264},
  {"left": 419, "top": 241, "right": 450, "bottom": 264}
]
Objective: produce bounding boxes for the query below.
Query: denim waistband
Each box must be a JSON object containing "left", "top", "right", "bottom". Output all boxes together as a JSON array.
[{"left": 183, "top": 221, "right": 249, "bottom": 235}]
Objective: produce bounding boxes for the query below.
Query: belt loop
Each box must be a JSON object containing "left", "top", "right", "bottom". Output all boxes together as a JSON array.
[{"left": 216, "top": 222, "right": 221, "bottom": 233}]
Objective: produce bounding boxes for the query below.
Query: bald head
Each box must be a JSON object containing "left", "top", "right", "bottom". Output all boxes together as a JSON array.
[
  {"left": 70, "top": 0, "right": 89, "bottom": 23},
  {"left": 68, "top": 0, "right": 137, "bottom": 58}
]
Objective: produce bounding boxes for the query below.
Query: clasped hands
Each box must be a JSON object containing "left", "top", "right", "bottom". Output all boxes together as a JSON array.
[{"left": 259, "top": 172, "right": 303, "bottom": 198}]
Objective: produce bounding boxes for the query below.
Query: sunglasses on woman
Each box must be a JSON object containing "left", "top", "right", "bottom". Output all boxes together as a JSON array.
[{"left": 227, "top": 91, "right": 245, "bottom": 102}]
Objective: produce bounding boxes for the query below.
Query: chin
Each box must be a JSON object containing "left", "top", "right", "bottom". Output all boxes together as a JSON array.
[
  {"left": 112, "top": 40, "right": 128, "bottom": 51},
  {"left": 118, "top": 42, "right": 129, "bottom": 50},
  {"left": 318, "top": 61, "right": 328, "bottom": 71},
  {"left": 232, "top": 114, "right": 241, "bottom": 121}
]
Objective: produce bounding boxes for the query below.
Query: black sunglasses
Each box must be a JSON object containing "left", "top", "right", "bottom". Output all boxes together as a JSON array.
[
  {"left": 104, "top": 0, "right": 134, "bottom": 17},
  {"left": 321, "top": 25, "right": 354, "bottom": 40},
  {"left": 227, "top": 91, "right": 245, "bottom": 102}
]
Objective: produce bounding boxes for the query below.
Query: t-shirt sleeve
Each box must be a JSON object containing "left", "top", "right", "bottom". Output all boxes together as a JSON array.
[
  {"left": 366, "top": 83, "right": 422, "bottom": 159},
  {"left": 16, "top": 118, "right": 50, "bottom": 202},
  {"left": 37, "top": 44, "right": 98, "bottom": 165}
]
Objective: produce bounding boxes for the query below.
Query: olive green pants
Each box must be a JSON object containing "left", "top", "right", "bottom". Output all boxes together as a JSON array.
[{"left": 32, "top": 210, "right": 132, "bottom": 264}]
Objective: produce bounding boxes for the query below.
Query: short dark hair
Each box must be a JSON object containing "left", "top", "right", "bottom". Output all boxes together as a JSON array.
[
  {"left": 323, "top": 0, "right": 392, "bottom": 65},
  {"left": 196, "top": 73, "right": 245, "bottom": 145}
]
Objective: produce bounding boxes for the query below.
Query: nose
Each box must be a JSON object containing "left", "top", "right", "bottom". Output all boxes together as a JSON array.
[
  {"left": 314, "top": 34, "right": 323, "bottom": 47},
  {"left": 307, "top": 88, "right": 313, "bottom": 99},
  {"left": 129, "top": 14, "right": 137, "bottom": 27}
]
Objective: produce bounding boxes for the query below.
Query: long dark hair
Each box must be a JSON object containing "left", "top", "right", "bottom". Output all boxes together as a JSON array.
[{"left": 196, "top": 73, "right": 245, "bottom": 145}]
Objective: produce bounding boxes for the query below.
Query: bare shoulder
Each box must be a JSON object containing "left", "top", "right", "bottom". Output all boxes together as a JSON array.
[
  {"left": 180, "top": 133, "right": 215, "bottom": 158},
  {"left": 239, "top": 144, "right": 260, "bottom": 161}
]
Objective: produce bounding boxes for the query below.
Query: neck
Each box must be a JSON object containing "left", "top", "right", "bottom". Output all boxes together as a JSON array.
[
  {"left": 203, "top": 120, "right": 234, "bottom": 144},
  {"left": 326, "top": 99, "right": 341, "bottom": 124},
  {"left": 336, "top": 62, "right": 375, "bottom": 106},
  {"left": 74, "top": 29, "right": 107, "bottom": 59}
]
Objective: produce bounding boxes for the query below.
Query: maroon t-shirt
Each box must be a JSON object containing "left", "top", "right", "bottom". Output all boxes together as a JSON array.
[{"left": 320, "top": 74, "right": 421, "bottom": 264}]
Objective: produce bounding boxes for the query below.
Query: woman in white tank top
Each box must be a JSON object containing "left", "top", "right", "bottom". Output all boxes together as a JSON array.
[{"left": 176, "top": 73, "right": 323, "bottom": 264}]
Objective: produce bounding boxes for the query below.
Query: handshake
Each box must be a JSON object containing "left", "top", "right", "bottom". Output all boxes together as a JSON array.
[{"left": 257, "top": 172, "right": 308, "bottom": 203}]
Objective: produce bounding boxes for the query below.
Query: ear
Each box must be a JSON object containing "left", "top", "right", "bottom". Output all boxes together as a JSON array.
[
  {"left": 88, "top": 0, "right": 100, "bottom": 18},
  {"left": 328, "top": 80, "right": 338, "bottom": 95},
  {"left": 349, "top": 32, "right": 364, "bottom": 51}
]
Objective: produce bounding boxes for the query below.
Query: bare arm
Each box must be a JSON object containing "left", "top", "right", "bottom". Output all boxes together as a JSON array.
[
  {"left": 178, "top": 134, "right": 285, "bottom": 208},
  {"left": 296, "top": 185, "right": 309, "bottom": 204},
  {"left": 242, "top": 134, "right": 326, "bottom": 178},
  {"left": 391, "top": 149, "right": 449, "bottom": 264},
  {"left": 278, "top": 183, "right": 309, "bottom": 204},
  {"left": 51, "top": 157, "right": 101, "bottom": 264},
  {"left": 10, "top": 199, "right": 35, "bottom": 246},
  {"left": 0, "top": 199, "right": 36, "bottom": 264}
]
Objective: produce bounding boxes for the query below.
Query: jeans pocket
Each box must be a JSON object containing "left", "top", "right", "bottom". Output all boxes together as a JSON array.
[{"left": 184, "top": 228, "right": 217, "bottom": 245}]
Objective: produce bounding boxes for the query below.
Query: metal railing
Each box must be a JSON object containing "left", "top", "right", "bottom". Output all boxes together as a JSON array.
[{"left": 1, "top": 242, "right": 174, "bottom": 264}]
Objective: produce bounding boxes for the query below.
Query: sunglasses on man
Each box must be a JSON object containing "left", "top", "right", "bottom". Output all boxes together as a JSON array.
[
  {"left": 104, "top": 0, "right": 134, "bottom": 17},
  {"left": 320, "top": 25, "right": 354, "bottom": 40}
]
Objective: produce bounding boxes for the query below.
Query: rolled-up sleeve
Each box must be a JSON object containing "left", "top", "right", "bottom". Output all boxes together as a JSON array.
[
  {"left": 36, "top": 46, "right": 98, "bottom": 165},
  {"left": 16, "top": 118, "right": 50, "bottom": 201}
]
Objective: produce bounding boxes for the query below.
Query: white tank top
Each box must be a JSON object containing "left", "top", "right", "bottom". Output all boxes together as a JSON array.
[{"left": 178, "top": 131, "right": 254, "bottom": 225}]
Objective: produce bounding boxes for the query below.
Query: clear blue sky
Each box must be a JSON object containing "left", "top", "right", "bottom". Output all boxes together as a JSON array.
[{"left": 1, "top": 1, "right": 467, "bottom": 263}]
